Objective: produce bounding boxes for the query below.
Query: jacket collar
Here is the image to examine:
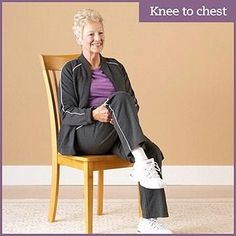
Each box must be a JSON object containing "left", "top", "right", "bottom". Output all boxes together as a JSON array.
[
  {"left": 100, "top": 56, "right": 116, "bottom": 88},
  {"left": 79, "top": 53, "right": 105, "bottom": 70},
  {"left": 78, "top": 53, "right": 118, "bottom": 90}
]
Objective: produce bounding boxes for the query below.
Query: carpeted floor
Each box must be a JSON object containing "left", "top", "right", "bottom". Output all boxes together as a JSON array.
[{"left": 3, "top": 198, "right": 233, "bottom": 234}]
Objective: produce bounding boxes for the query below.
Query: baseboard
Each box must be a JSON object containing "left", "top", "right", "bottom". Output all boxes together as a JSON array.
[{"left": 2, "top": 165, "right": 233, "bottom": 186}]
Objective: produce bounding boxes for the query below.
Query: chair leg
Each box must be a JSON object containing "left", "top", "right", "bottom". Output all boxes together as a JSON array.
[
  {"left": 48, "top": 163, "right": 60, "bottom": 222},
  {"left": 138, "top": 186, "right": 142, "bottom": 218},
  {"left": 97, "top": 170, "right": 104, "bottom": 215},
  {"left": 84, "top": 162, "right": 94, "bottom": 234}
]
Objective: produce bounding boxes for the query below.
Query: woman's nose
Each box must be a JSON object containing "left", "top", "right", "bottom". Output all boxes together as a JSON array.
[{"left": 94, "top": 33, "right": 101, "bottom": 41}]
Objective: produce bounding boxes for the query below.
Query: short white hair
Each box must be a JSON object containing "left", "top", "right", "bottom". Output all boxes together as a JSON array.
[{"left": 72, "top": 9, "right": 103, "bottom": 42}]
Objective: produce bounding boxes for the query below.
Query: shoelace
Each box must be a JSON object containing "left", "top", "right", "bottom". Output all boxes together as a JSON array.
[
  {"left": 148, "top": 218, "right": 165, "bottom": 230},
  {"left": 145, "top": 161, "right": 161, "bottom": 179}
]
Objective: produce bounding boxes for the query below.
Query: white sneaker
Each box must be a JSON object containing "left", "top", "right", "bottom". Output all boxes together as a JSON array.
[
  {"left": 130, "top": 158, "right": 166, "bottom": 189},
  {"left": 137, "top": 218, "right": 172, "bottom": 234}
]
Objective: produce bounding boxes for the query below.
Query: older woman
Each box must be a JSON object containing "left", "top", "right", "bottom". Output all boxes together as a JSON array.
[{"left": 58, "top": 9, "right": 172, "bottom": 234}]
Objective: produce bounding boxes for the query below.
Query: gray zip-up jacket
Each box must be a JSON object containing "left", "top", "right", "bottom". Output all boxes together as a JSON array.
[{"left": 58, "top": 54, "right": 139, "bottom": 155}]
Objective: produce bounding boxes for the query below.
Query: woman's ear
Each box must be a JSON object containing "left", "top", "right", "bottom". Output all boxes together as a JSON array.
[{"left": 76, "top": 36, "right": 83, "bottom": 46}]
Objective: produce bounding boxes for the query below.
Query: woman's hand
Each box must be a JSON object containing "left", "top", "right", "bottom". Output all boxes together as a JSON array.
[{"left": 92, "top": 103, "right": 113, "bottom": 123}]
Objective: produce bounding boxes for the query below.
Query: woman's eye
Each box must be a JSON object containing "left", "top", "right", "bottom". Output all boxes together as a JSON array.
[{"left": 89, "top": 33, "right": 94, "bottom": 36}]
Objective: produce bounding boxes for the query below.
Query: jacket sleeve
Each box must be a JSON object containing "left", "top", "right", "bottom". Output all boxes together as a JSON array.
[
  {"left": 119, "top": 63, "right": 140, "bottom": 112},
  {"left": 59, "top": 64, "right": 94, "bottom": 126}
]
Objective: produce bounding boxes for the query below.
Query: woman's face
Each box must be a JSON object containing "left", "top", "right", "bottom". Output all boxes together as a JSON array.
[{"left": 80, "top": 21, "right": 104, "bottom": 55}]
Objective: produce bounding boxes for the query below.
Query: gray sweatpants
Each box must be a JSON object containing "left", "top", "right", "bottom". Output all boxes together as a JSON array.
[{"left": 75, "top": 91, "right": 169, "bottom": 218}]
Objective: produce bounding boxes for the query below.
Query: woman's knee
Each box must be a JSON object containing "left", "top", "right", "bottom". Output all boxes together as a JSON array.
[{"left": 109, "top": 91, "right": 132, "bottom": 104}]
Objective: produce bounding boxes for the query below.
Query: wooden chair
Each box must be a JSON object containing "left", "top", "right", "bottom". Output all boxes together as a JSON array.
[{"left": 40, "top": 54, "right": 133, "bottom": 234}]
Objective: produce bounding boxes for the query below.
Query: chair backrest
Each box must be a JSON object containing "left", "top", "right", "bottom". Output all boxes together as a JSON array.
[{"left": 40, "top": 54, "right": 79, "bottom": 155}]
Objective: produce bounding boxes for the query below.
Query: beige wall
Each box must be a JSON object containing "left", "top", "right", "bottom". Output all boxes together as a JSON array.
[{"left": 3, "top": 3, "right": 233, "bottom": 165}]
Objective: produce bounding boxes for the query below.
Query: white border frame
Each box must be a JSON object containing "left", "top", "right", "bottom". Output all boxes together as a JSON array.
[{"left": 3, "top": 165, "right": 233, "bottom": 185}]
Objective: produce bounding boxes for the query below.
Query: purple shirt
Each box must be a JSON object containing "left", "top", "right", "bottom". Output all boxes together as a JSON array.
[{"left": 88, "top": 68, "right": 116, "bottom": 108}]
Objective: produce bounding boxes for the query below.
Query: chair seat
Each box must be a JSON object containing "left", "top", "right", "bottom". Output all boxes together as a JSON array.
[{"left": 57, "top": 153, "right": 133, "bottom": 171}]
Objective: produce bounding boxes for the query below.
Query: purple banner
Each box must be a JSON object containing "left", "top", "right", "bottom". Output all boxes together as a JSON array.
[{"left": 139, "top": 0, "right": 236, "bottom": 22}]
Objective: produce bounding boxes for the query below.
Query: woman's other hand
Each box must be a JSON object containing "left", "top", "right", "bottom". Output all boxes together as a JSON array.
[{"left": 92, "top": 104, "right": 112, "bottom": 123}]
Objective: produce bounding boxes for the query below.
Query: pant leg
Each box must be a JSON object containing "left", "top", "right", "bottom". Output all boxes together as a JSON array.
[
  {"left": 112, "top": 137, "right": 169, "bottom": 218},
  {"left": 107, "top": 91, "right": 146, "bottom": 157},
  {"left": 75, "top": 122, "right": 118, "bottom": 155},
  {"left": 139, "top": 137, "right": 169, "bottom": 218},
  {"left": 107, "top": 92, "right": 169, "bottom": 218},
  {"left": 139, "top": 185, "right": 169, "bottom": 218}
]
